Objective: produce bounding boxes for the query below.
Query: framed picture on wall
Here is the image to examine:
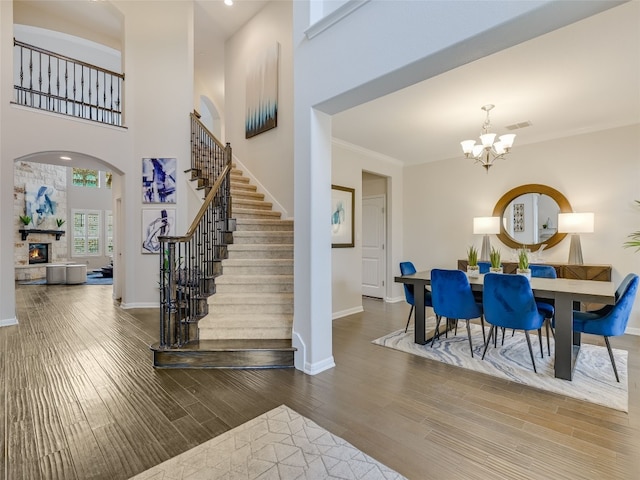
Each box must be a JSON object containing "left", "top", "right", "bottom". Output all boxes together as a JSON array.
[
  {"left": 513, "top": 203, "right": 525, "bottom": 232},
  {"left": 141, "top": 208, "right": 176, "bottom": 254},
  {"left": 331, "top": 184, "right": 355, "bottom": 248},
  {"left": 245, "top": 42, "right": 279, "bottom": 138},
  {"left": 142, "top": 158, "right": 177, "bottom": 203}
]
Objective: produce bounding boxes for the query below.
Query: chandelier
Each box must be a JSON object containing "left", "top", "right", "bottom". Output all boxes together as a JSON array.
[{"left": 460, "top": 104, "right": 516, "bottom": 172}]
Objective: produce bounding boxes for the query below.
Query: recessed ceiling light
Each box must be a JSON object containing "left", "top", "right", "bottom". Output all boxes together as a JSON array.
[
  {"left": 60, "top": 156, "right": 72, "bottom": 161},
  {"left": 224, "top": 0, "right": 233, "bottom": 6}
]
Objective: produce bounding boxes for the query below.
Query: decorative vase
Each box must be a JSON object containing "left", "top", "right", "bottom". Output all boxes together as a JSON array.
[
  {"left": 517, "top": 268, "right": 531, "bottom": 280},
  {"left": 489, "top": 267, "right": 503, "bottom": 274},
  {"left": 467, "top": 265, "right": 480, "bottom": 278}
]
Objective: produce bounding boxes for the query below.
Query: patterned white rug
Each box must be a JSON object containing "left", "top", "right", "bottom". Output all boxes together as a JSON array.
[
  {"left": 128, "top": 405, "right": 406, "bottom": 480},
  {"left": 373, "top": 319, "right": 628, "bottom": 412}
]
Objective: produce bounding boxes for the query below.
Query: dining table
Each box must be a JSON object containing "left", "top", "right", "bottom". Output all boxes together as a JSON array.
[{"left": 394, "top": 270, "right": 617, "bottom": 381}]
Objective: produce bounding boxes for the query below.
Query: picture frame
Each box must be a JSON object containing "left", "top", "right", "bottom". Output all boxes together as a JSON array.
[
  {"left": 513, "top": 203, "right": 525, "bottom": 232},
  {"left": 141, "top": 208, "right": 176, "bottom": 254},
  {"left": 245, "top": 42, "right": 279, "bottom": 138},
  {"left": 142, "top": 158, "right": 177, "bottom": 203},
  {"left": 331, "top": 184, "right": 355, "bottom": 248}
]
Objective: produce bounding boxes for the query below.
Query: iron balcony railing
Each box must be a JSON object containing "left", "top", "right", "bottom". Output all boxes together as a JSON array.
[
  {"left": 13, "top": 39, "right": 124, "bottom": 126},
  {"left": 158, "top": 114, "right": 232, "bottom": 348}
]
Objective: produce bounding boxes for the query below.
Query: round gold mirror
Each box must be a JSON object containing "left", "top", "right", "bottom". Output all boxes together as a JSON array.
[{"left": 492, "top": 184, "right": 572, "bottom": 251}]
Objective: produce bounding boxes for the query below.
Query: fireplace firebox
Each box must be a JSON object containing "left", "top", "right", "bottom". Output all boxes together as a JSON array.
[{"left": 29, "top": 243, "right": 50, "bottom": 264}]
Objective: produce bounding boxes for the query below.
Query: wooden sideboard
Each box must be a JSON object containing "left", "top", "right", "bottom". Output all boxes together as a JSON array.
[{"left": 457, "top": 260, "right": 611, "bottom": 281}]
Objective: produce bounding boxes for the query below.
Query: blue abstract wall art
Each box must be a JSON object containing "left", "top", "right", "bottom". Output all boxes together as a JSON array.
[
  {"left": 245, "top": 42, "right": 279, "bottom": 138},
  {"left": 142, "top": 158, "right": 176, "bottom": 203}
]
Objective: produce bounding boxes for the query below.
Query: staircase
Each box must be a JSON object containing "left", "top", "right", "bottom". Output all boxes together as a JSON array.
[
  {"left": 198, "top": 166, "right": 294, "bottom": 341},
  {"left": 151, "top": 112, "right": 295, "bottom": 369}
]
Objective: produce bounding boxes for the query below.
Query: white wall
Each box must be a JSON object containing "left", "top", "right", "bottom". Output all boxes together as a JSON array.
[
  {"left": 293, "top": 0, "right": 618, "bottom": 373},
  {"left": 225, "top": 0, "right": 293, "bottom": 216},
  {"left": 402, "top": 124, "right": 640, "bottom": 331},
  {"left": 331, "top": 140, "right": 404, "bottom": 317},
  {"left": 0, "top": 1, "right": 195, "bottom": 323}
]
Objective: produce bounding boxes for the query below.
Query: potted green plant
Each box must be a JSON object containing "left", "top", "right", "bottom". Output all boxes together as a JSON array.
[
  {"left": 517, "top": 248, "right": 531, "bottom": 279},
  {"left": 55, "top": 218, "right": 66, "bottom": 229},
  {"left": 19, "top": 215, "right": 32, "bottom": 226},
  {"left": 489, "top": 247, "right": 502, "bottom": 273},
  {"left": 466, "top": 246, "right": 479, "bottom": 278}
]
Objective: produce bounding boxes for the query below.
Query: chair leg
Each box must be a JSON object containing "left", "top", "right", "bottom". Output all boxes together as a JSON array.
[
  {"left": 482, "top": 326, "right": 495, "bottom": 360},
  {"left": 404, "top": 305, "right": 414, "bottom": 333},
  {"left": 524, "top": 331, "right": 537, "bottom": 373},
  {"left": 465, "top": 320, "right": 474, "bottom": 358},
  {"left": 604, "top": 336, "right": 620, "bottom": 383},
  {"left": 544, "top": 319, "right": 551, "bottom": 356},
  {"left": 538, "top": 328, "right": 544, "bottom": 358},
  {"left": 480, "top": 315, "right": 486, "bottom": 344},
  {"left": 501, "top": 327, "right": 505, "bottom": 346},
  {"left": 431, "top": 315, "right": 442, "bottom": 347}
]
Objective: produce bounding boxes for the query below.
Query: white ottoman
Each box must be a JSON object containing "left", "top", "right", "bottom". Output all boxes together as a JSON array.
[
  {"left": 66, "top": 264, "right": 87, "bottom": 284},
  {"left": 46, "top": 264, "right": 67, "bottom": 284}
]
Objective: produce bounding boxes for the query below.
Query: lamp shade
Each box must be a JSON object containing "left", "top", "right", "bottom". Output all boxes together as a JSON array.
[
  {"left": 473, "top": 216, "right": 501, "bottom": 235},
  {"left": 558, "top": 212, "right": 594, "bottom": 233}
]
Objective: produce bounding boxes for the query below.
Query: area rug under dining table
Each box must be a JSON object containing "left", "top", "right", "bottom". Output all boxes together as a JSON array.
[{"left": 373, "top": 318, "right": 628, "bottom": 412}]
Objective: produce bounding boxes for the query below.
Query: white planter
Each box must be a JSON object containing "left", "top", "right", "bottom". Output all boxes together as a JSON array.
[
  {"left": 517, "top": 268, "right": 531, "bottom": 280},
  {"left": 467, "top": 266, "right": 480, "bottom": 278}
]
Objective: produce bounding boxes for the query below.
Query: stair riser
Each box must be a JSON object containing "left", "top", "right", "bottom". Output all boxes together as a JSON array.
[
  {"left": 233, "top": 211, "right": 282, "bottom": 219},
  {"left": 198, "top": 329, "right": 292, "bottom": 341},
  {"left": 225, "top": 249, "right": 292, "bottom": 259},
  {"left": 233, "top": 201, "right": 273, "bottom": 211},
  {"left": 215, "top": 283, "right": 293, "bottom": 293},
  {"left": 208, "top": 304, "right": 294, "bottom": 314},
  {"left": 230, "top": 184, "right": 257, "bottom": 193},
  {"left": 234, "top": 224, "right": 293, "bottom": 232},
  {"left": 232, "top": 192, "right": 265, "bottom": 201},
  {"left": 222, "top": 265, "right": 293, "bottom": 275},
  {"left": 231, "top": 235, "right": 293, "bottom": 245},
  {"left": 153, "top": 349, "right": 294, "bottom": 368}
]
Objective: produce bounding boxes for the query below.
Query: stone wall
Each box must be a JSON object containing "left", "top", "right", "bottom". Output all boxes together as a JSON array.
[{"left": 14, "top": 162, "right": 68, "bottom": 279}]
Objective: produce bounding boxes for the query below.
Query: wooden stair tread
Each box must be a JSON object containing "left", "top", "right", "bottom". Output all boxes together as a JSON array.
[{"left": 151, "top": 339, "right": 294, "bottom": 352}]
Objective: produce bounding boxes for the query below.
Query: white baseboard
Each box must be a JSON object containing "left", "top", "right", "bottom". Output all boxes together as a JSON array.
[
  {"left": 386, "top": 296, "right": 405, "bottom": 303},
  {"left": 332, "top": 305, "right": 363, "bottom": 320},
  {"left": 305, "top": 356, "right": 336, "bottom": 375},
  {"left": 0, "top": 317, "right": 18, "bottom": 327},
  {"left": 625, "top": 327, "right": 640, "bottom": 336},
  {"left": 120, "top": 302, "right": 159, "bottom": 309}
]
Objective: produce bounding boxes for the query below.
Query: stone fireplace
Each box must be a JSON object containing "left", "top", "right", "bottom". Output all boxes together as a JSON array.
[{"left": 28, "top": 243, "right": 50, "bottom": 264}]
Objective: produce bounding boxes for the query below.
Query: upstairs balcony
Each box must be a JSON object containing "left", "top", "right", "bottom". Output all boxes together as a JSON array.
[{"left": 13, "top": 39, "right": 124, "bottom": 127}]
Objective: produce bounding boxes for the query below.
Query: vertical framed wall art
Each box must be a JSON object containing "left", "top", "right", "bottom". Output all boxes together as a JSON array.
[
  {"left": 331, "top": 184, "right": 355, "bottom": 248},
  {"left": 141, "top": 208, "right": 176, "bottom": 254},
  {"left": 513, "top": 203, "right": 525, "bottom": 232},
  {"left": 245, "top": 42, "right": 279, "bottom": 138},
  {"left": 142, "top": 158, "right": 177, "bottom": 203}
]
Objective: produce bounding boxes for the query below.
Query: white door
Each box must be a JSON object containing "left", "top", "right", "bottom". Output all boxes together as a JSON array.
[{"left": 362, "top": 195, "right": 386, "bottom": 298}]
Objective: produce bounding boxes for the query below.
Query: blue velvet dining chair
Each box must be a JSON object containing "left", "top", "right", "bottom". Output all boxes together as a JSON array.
[
  {"left": 399, "top": 262, "right": 433, "bottom": 333},
  {"left": 530, "top": 264, "right": 557, "bottom": 356},
  {"left": 572, "top": 273, "right": 638, "bottom": 382},
  {"left": 430, "top": 269, "right": 485, "bottom": 357},
  {"left": 482, "top": 273, "right": 545, "bottom": 372}
]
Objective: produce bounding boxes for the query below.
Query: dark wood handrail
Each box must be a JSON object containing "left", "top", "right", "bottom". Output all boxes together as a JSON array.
[
  {"left": 13, "top": 39, "right": 125, "bottom": 79},
  {"left": 158, "top": 161, "right": 231, "bottom": 243}
]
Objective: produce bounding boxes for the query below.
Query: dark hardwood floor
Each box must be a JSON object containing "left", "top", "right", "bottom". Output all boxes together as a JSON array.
[{"left": 3, "top": 283, "right": 640, "bottom": 479}]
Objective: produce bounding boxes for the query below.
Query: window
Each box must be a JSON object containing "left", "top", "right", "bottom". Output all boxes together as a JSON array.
[
  {"left": 105, "top": 210, "right": 113, "bottom": 255},
  {"left": 72, "top": 168, "right": 100, "bottom": 187},
  {"left": 72, "top": 210, "right": 102, "bottom": 256}
]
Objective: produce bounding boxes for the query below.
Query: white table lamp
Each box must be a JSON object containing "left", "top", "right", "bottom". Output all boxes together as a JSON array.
[
  {"left": 558, "top": 212, "right": 594, "bottom": 265},
  {"left": 473, "top": 216, "right": 501, "bottom": 262}
]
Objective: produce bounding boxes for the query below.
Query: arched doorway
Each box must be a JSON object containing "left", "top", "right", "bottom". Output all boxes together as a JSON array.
[{"left": 13, "top": 151, "right": 124, "bottom": 301}]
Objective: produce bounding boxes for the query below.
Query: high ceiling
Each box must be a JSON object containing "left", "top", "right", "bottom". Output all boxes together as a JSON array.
[
  {"left": 331, "top": 1, "right": 640, "bottom": 166},
  {"left": 13, "top": 1, "right": 640, "bottom": 168}
]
